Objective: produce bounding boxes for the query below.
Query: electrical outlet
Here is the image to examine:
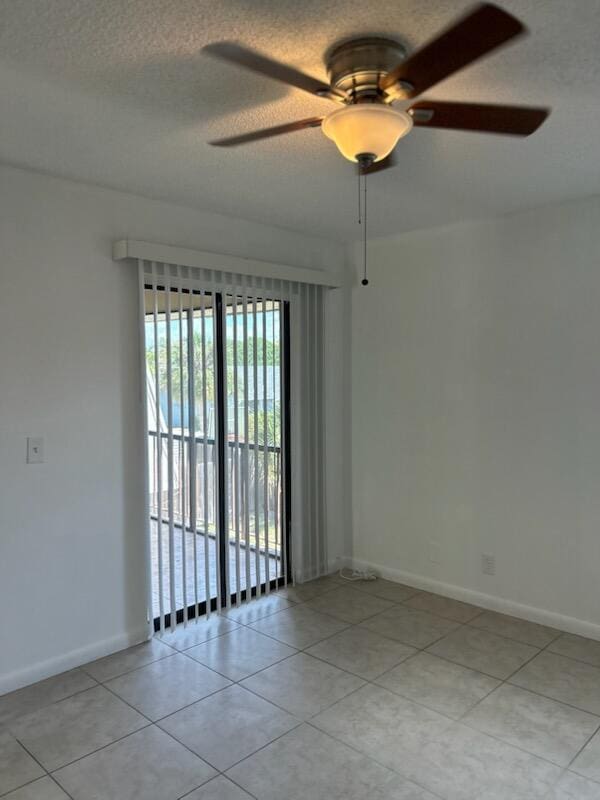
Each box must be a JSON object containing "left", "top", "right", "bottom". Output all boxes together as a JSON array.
[
  {"left": 27, "top": 436, "right": 44, "bottom": 464},
  {"left": 481, "top": 553, "right": 496, "bottom": 575},
  {"left": 428, "top": 541, "right": 441, "bottom": 564}
]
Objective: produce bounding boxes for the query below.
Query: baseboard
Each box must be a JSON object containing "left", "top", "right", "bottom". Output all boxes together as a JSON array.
[
  {"left": 0, "top": 625, "right": 152, "bottom": 696},
  {"left": 349, "top": 556, "right": 600, "bottom": 642}
]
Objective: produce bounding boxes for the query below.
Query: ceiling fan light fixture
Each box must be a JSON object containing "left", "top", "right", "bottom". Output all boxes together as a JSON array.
[{"left": 322, "top": 104, "right": 413, "bottom": 163}]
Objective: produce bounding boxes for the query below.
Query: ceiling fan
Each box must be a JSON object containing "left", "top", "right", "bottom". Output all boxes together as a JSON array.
[{"left": 203, "top": 2, "right": 549, "bottom": 175}]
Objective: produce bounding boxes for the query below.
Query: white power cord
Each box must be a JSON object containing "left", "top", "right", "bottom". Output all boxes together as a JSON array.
[{"left": 338, "top": 567, "right": 378, "bottom": 582}]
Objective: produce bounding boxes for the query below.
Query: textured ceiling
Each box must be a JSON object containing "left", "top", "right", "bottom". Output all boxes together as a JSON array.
[{"left": 0, "top": 0, "right": 599, "bottom": 241}]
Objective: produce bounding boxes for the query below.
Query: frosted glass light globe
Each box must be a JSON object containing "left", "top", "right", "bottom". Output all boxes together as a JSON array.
[{"left": 322, "top": 104, "right": 413, "bottom": 162}]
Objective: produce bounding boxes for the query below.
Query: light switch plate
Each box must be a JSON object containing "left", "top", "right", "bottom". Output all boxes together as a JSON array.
[{"left": 27, "top": 436, "right": 44, "bottom": 464}]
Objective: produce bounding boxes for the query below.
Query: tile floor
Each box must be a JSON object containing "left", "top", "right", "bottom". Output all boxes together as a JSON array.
[{"left": 2, "top": 575, "right": 600, "bottom": 799}]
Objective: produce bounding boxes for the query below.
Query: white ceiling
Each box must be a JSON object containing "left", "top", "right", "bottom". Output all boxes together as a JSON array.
[{"left": 1, "top": 0, "right": 599, "bottom": 241}]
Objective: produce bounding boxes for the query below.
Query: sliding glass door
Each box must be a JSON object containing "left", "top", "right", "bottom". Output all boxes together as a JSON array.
[{"left": 144, "top": 286, "right": 290, "bottom": 629}]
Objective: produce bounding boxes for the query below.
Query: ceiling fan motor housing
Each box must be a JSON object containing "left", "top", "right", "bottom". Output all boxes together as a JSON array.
[{"left": 326, "top": 37, "right": 412, "bottom": 102}]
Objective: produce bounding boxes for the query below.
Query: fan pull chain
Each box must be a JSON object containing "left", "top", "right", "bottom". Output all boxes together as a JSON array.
[
  {"left": 357, "top": 169, "right": 362, "bottom": 225},
  {"left": 361, "top": 172, "right": 368, "bottom": 286}
]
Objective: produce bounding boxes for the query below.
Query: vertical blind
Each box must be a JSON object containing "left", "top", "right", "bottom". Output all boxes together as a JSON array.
[{"left": 138, "top": 259, "right": 328, "bottom": 631}]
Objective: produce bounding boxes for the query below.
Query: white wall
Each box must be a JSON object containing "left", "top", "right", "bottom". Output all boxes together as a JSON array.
[
  {"left": 7, "top": 159, "right": 597, "bottom": 692},
  {"left": 0, "top": 164, "right": 348, "bottom": 692},
  {"left": 351, "top": 198, "right": 600, "bottom": 634}
]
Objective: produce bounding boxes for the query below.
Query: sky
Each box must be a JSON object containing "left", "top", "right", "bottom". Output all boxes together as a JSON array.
[{"left": 145, "top": 307, "right": 280, "bottom": 352}]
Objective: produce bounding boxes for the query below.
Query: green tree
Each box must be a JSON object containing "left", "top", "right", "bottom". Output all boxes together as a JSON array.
[{"left": 146, "top": 331, "right": 280, "bottom": 433}]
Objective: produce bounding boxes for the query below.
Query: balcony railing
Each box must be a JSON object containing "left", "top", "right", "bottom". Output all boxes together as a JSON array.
[
  {"left": 148, "top": 430, "right": 283, "bottom": 556},
  {"left": 149, "top": 430, "right": 283, "bottom": 616}
]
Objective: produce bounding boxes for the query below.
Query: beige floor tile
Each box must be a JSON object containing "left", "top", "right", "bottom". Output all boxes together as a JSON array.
[
  {"left": 369, "top": 775, "right": 439, "bottom": 799},
  {"left": 222, "top": 594, "right": 295, "bottom": 624},
  {"left": 464, "top": 683, "right": 600, "bottom": 766},
  {"left": 304, "top": 586, "right": 395, "bottom": 624},
  {"left": 400, "top": 721, "right": 561, "bottom": 800},
  {"left": 240, "top": 652, "right": 364, "bottom": 719},
  {"left": 8, "top": 685, "right": 147, "bottom": 771},
  {"left": 105, "top": 653, "right": 230, "bottom": 721},
  {"left": 184, "top": 775, "right": 255, "bottom": 799},
  {"left": 2, "top": 776, "right": 71, "bottom": 799},
  {"left": 351, "top": 578, "right": 421, "bottom": 604},
  {"left": 360, "top": 605, "right": 460, "bottom": 648},
  {"left": 311, "top": 683, "right": 453, "bottom": 767},
  {"left": 428, "top": 625, "right": 539, "bottom": 679},
  {"left": 510, "top": 651, "right": 600, "bottom": 715},
  {"left": 303, "top": 574, "right": 346, "bottom": 590},
  {"left": 277, "top": 575, "right": 343, "bottom": 602},
  {"left": 0, "top": 731, "right": 44, "bottom": 795},
  {"left": 572, "top": 728, "right": 600, "bottom": 782},
  {"left": 469, "top": 610, "right": 560, "bottom": 648},
  {"left": 159, "top": 616, "right": 240, "bottom": 651},
  {"left": 549, "top": 633, "right": 600, "bottom": 668},
  {"left": 82, "top": 638, "right": 175, "bottom": 682},
  {"left": 226, "top": 723, "right": 436, "bottom": 800},
  {"left": 306, "top": 626, "right": 416, "bottom": 680},
  {"left": 376, "top": 651, "right": 500, "bottom": 719},
  {"left": 277, "top": 582, "right": 337, "bottom": 603},
  {"left": 248, "top": 605, "right": 348, "bottom": 648},
  {"left": 548, "top": 771, "right": 600, "bottom": 799},
  {"left": 53, "top": 725, "right": 216, "bottom": 800},
  {"left": 404, "top": 592, "right": 483, "bottom": 623},
  {"left": 159, "top": 684, "right": 298, "bottom": 770},
  {"left": 186, "top": 625, "right": 296, "bottom": 681},
  {"left": 0, "top": 669, "right": 96, "bottom": 726}
]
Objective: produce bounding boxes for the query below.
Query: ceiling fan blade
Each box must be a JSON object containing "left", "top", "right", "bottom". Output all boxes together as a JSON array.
[
  {"left": 210, "top": 117, "right": 324, "bottom": 147},
  {"left": 359, "top": 152, "right": 397, "bottom": 175},
  {"left": 380, "top": 3, "right": 525, "bottom": 97},
  {"left": 409, "top": 101, "right": 549, "bottom": 136},
  {"left": 204, "top": 42, "right": 345, "bottom": 101}
]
